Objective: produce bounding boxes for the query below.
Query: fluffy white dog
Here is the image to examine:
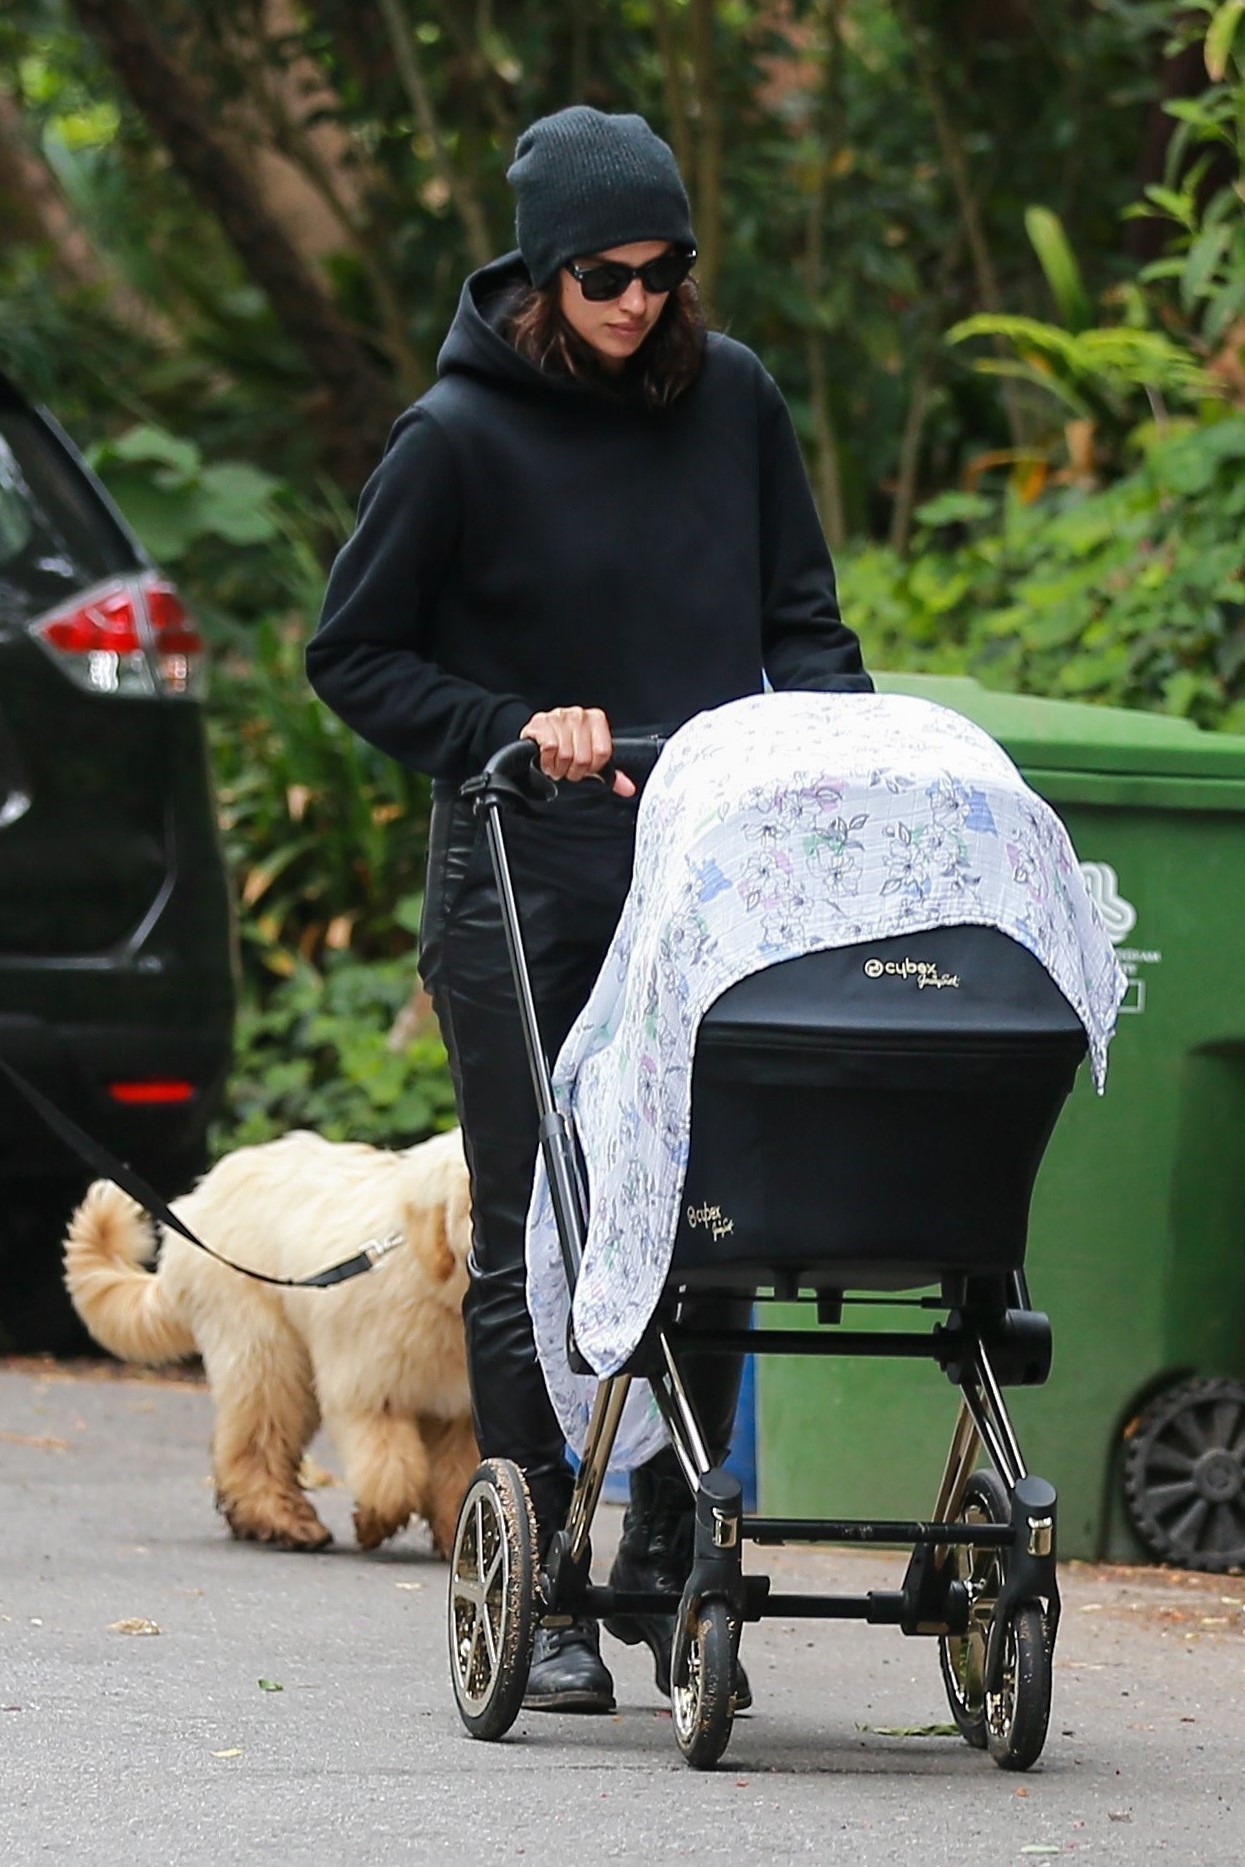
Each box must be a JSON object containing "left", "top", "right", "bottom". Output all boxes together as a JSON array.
[{"left": 63, "top": 1127, "right": 478, "bottom": 1557}]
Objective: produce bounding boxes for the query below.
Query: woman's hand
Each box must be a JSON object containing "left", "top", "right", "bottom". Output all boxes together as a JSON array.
[{"left": 519, "top": 706, "right": 637, "bottom": 798}]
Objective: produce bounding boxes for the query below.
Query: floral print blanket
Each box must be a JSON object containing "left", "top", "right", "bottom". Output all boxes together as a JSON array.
[{"left": 525, "top": 691, "right": 1127, "bottom": 1468}]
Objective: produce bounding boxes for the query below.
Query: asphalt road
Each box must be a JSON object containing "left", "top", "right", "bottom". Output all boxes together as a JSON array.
[{"left": 2, "top": 1359, "right": 1241, "bottom": 1865}]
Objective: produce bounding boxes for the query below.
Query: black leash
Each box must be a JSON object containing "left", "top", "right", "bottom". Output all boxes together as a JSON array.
[{"left": 0, "top": 1060, "right": 400, "bottom": 1290}]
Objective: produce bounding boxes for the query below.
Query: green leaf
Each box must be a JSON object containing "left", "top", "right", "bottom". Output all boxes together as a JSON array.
[
  {"left": 95, "top": 470, "right": 203, "bottom": 560},
  {"left": 913, "top": 491, "right": 995, "bottom": 528},
  {"left": 1180, "top": 226, "right": 1231, "bottom": 310},
  {"left": 106, "top": 424, "right": 201, "bottom": 477},
  {"left": 393, "top": 893, "right": 425, "bottom": 935},
  {"left": 194, "top": 465, "right": 283, "bottom": 545},
  {"left": 257, "top": 1678, "right": 284, "bottom": 1692},
  {"left": 1205, "top": 0, "right": 1245, "bottom": 80},
  {"left": 1025, "top": 206, "right": 1093, "bottom": 332},
  {"left": 1143, "top": 183, "right": 1198, "bottom": 227}
]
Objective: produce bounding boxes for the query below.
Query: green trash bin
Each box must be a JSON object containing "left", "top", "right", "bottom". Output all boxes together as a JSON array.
[{"left": 757, "top": 672, "right": 1245, "bottom": 1564}]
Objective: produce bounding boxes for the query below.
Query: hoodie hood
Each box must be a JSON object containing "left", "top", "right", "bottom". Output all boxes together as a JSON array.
[
  {"left": 436, "top": 250, "right": 669, "bottom": 404},
  {"left": 436, "top": 251, "right": 586, "bottom": 399}
]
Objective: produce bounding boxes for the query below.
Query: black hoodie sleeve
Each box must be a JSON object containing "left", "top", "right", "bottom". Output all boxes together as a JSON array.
[
  {"left": 305, "top": 409, "right": 533, "bottom": 781},
  {"left": 756, "top": 375, "right": 873, "bottom": 695}
]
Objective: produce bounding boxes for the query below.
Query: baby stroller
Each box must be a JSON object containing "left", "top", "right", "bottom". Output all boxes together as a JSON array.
[{"left": 447, "top": 727, "right": 1091, "bottom": 1772}]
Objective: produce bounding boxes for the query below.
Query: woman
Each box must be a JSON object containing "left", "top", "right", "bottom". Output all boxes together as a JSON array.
[{"left": 307, "top": 104, "right": 872, "bottom": 1714}]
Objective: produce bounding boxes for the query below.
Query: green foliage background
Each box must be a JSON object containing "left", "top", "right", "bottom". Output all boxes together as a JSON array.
[{"left": 2, "top": 0, "right": 1243, "bottom": 1149}]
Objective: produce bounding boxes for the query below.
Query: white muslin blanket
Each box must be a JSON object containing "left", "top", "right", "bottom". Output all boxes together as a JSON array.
[{"left": 525, "top": 691, "right": 1127, "bottom": 1468}]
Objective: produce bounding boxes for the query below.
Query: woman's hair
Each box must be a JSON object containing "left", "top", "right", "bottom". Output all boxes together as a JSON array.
[{"left": 507, "top": 277, "right": 706, "bottom": 408}]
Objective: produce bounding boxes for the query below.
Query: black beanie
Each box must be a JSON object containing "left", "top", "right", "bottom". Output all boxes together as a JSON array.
[{"left": 508, "top": 106, "right": 695, "bottom": 289}]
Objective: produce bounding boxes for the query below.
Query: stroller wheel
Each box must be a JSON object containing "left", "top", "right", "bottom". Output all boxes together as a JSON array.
[
  {"left": 448, "top": 1459, "right": 538, "bottom": 1741},
  {"left": 938, "top": 1468, "right": 1010, "bottom": 1750},
  {"left": 671, "top": 1600, "right": 735, "bottom": 1770},
  {"left": 985, "top": 1603, "right": 1051, "bottom": 1772}
]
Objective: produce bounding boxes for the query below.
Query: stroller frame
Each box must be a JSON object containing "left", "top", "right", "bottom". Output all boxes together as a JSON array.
[{"left": 448, "top": 741, "right": 1062, "bottom": 1771}]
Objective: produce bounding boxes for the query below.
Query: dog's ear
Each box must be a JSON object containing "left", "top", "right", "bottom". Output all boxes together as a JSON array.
[{"left": 405, "top": 1201, "right": 457, "bottom": 1285}]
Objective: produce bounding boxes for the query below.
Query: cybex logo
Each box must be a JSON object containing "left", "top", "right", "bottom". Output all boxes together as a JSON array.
[
  {"left": 862, "top": 957, "right": 960, "bottom": 989},
  {"left": 686, "top": 1201, "right": 735, "bottom": 1242},
  {"left": 1079, "top": 862, "right": 1137, "bottom": 945}
]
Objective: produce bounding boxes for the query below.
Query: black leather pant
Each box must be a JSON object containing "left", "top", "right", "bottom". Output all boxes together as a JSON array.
[{"left": 419, "top": 782, "right": 746, "bottom": 1539}]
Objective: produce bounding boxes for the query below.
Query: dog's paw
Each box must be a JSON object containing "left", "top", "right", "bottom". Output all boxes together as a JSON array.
[
  {"left": 220, "top": 1495, "right": 333, "bottom": 1551},
  {"left": 353, "top": 1504, "right": 410, "bottom": 1551}
]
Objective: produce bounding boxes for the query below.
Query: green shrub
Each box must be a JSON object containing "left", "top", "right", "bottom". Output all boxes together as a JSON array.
[
  {"left": 216, "top": 953, "right": 457, "bottom": 1155},
  {"left": 842, "top": 413, "right": 1245, "bottom": 732}
]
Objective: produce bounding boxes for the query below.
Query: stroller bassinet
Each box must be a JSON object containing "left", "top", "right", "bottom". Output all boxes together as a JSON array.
[{"left": 674, "top": 923, "right": 1087, "bottom": 1293}]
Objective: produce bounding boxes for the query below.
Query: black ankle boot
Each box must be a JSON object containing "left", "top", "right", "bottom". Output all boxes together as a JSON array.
[
  {"left": 523, "top": 1617, "right": 616, "bottom": 1714},
  {"left": 605, "top": 1460, "right": 752, "bottom": 1712}
]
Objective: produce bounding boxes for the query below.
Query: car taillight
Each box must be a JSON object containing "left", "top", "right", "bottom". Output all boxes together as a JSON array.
[
  {"left": 29, "top": 572, "right": 207, "bottom": 699},
  {"left": 107, "top": 1080, "right": 197, "bottom": 1105}
]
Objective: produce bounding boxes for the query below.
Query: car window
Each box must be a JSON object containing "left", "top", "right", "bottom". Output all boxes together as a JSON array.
[{"left": 0, "top": 412, "right": 135, "bottom": 623}]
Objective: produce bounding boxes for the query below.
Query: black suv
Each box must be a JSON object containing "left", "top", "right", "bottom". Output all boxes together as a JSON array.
[{"left": 0, "top": 371, "right": 236, "bottom": 1347}]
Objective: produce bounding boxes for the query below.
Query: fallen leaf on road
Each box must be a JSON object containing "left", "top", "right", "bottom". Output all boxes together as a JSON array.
[
  {"left": 211, "top": 1749, "right": 243, "bottom": 1759},
  {"left": 258, "top": 1678, "right": 283, "bottom": 1692},
  {"left": 857, "top": 1722, "right": 959, "bottom": 1737},
  {"left": 0, "top": 1432, "right": 68, "bottom": 1452},
  {"left": 109, "top": 1618, "right": 161, "bottom": 1635}
]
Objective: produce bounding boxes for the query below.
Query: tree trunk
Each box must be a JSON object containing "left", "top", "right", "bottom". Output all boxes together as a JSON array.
[
  {"left": 66, "top": 0, "right": 399, "bottom": 491},
  {"left": 688, "top": 0, "right": 724, "bottom": 311},
  {"left": 803, "top": 0, "right": 848, "bottom": 549},
  {"left": 652, "top": 0, "right": 695, "bottom": 184},
  {"left": 888, "top": 350, "right": 934, "bottom": 556},
  {"left": 898, "top": 0, "right": 1025, "bottom": 450},
  {"left": 0, "top": 89, "right": 173, "bottom": 346},
  {"left": 210, "top": 0, "right": 428, "bottom": 395}
]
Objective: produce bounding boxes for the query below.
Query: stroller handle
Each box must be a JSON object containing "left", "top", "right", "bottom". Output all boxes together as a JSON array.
[{"left": 461, "top": 733, "right": 668, "bottom": 811}]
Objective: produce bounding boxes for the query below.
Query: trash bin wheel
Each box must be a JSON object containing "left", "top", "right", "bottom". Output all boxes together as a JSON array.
[
  {"left": 1123, "top": 1377, "right": 1245, "bottom": 1573},
  {"left": 985, "top": 1603, "right": 1052, "bottom": 1772},
  {"left": 448, "top": 1458, "right": 538, "bottom": 1741},
  {"left": 671, "top": 1600, "right": 736, "bottom": 1770},
  {"left": 938, "top": 1467, "right": 1010, "bottom": 1750}
]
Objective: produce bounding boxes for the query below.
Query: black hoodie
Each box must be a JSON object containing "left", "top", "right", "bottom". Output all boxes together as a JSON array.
[{"left": 306, "top": 254, "right": 871, "bottom": 785}]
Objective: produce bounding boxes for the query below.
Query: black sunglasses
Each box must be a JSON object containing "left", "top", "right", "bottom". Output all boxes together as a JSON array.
[{"left": 565, "top": 248, "right": 697, "bottom": 303}]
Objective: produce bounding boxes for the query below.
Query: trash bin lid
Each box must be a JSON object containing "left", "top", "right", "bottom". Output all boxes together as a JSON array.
[{"left": 875, "top": 672, "right": 1245, "bottom": 811}]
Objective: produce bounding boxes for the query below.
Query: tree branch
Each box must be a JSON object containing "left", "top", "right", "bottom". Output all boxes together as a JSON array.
[{"left": 375, "top": 0, "right": 494, "bottom": 271}]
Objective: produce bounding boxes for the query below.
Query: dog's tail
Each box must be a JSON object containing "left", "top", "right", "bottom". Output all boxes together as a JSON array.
[{"left": 63, "top": 1181, "right": 196, "bottom": 1364}]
